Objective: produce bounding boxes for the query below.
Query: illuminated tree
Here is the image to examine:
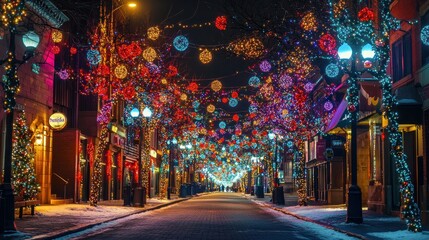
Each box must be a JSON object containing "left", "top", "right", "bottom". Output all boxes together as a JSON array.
[{"left": 12, "top": 110, "right": 40, "bottom": 200}]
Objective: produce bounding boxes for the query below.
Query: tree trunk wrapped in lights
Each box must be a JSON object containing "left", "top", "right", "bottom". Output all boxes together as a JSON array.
[
  {"left": 294, "top": 143, "right": 307, "bottom": 206},
  {"left": 89, "top": 125, "right": 109, "bottom": 206},
  {"left": 375, "top": 0, "right": 422, "bottom": 232}
]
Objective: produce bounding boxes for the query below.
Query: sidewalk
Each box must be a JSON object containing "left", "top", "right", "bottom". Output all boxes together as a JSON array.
[
  {"left": 245, "top": 192, "right": 429, "bottom": 240},
  {"left": 5, "top": 194, "right": 195, "bottom": 240}
]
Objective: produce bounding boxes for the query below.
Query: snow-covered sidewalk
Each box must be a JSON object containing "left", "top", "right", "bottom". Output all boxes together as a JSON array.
[
  {"left": 246, "top": 193, "right": 429, "bottom": 240},
  {"left": 10, "top": 195, "right": 188, "bottom": 239}
]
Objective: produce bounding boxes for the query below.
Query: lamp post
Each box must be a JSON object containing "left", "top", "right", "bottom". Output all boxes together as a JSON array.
[
  {"left": 167, "top": 137, "right": 177, "bottom": 200},
  {"left": 338, "top": 41, "right": 375, "bottom": 224},
  {"left": 0, "top": 25, "right": 40, "bottom": 232},
  {"left": 142, "top": 106, "right": 152, "bottom": 198},
  {"left": 130, "top": 107, "right": 143, "bottom": 206}
]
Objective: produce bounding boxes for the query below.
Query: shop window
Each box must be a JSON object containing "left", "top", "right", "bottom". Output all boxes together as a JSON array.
[
  {"left": 421, "top": 11, "right": 429, "bottom": 65},
  {"left": 392, "top": 31, "right": 412, "bottom": 82}
]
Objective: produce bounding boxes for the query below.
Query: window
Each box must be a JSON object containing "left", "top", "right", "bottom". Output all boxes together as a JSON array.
[{"left": 392, "top": 31, "right": 412, "bottom": 82}]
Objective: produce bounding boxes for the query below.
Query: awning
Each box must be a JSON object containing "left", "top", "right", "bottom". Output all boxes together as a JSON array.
[
  {"left": 395, "top": 84, "right": 423, "bottom": 124},
  {"left": 395, "top": 84, "right": 422, "bottom": 105}
]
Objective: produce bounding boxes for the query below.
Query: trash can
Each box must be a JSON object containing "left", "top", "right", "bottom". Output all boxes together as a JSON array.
[
  {"left": 123, "top": 186, "right": 132, "bottom": 206},
  {"left": 275, "top": 186, "right": 285, "bottom": 205},
  {"left": 133, "top": 187, "right": 145, "bottom": 207},
  {"left": 179, "top": 184, "right": 187, "bottom": 198},
  {"left": 255, "top": 186, "right": 264, "bottom": 198},
  {"left": 186, "top": 184, "right": 192, "bottom": 196}
]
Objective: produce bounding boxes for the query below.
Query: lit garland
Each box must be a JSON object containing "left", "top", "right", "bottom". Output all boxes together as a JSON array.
[
  {"left": 227, "top": 37, "right": 264, "bottom": 59},
  {"left": 1, "top": 0, "right": 26, "bottom": 112}
]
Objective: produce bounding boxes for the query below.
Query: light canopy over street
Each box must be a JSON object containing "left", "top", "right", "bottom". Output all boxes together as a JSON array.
[{"left": 1, "top": 0, "right": 429, "bottom": 238}]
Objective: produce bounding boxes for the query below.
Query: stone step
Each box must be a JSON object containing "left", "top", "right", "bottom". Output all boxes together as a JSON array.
[{"left": 50, "top": 198, "right": 74, "bottom": 205}]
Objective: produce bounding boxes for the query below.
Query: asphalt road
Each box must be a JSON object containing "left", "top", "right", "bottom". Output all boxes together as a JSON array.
[{"left": 64, "top": 193, "right": 354, "bottom": 240}]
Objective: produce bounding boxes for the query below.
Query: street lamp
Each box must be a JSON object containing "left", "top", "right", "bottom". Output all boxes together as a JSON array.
[
  {"left": 0, "top": 27, "right": 40, "bottom": 232},
  {"left": 338, "top": 41, "right": 375, "bottom": 224},
  {"left": 167, "top": 136, "right": 177, "bottom": 200}
]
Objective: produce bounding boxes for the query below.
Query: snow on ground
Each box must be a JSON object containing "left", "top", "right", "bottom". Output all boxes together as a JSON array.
[
  {"left": 261, "top": 206, "right": 358, "bottom": 240},
  {"left": 35, "top": 204, "right": 140, "bottom": 217},
  {"left": 367, "top": 230, "right": 429, "bottom": 240}
]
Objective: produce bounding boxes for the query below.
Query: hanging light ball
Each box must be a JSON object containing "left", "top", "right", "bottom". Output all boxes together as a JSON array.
[
  {"left": 180, "top": 93, "right": 188, "bottom": 101},
  {"left": 248, "top": 76, "right": 261, "bottom": 87},
  {"left": 211, "top": 80, "right": 222, "bottom": 92},
  {"left": 421, "top": 26, "right": 429, "bottom": 46},
  {"left": 325, "top": 63, "right": 340, "bottom": 78},
  {"left": 364, "top": 60, "right": 373, "bottom": 68},
  {"left": 278, "top": 73, "right": 293, "bottom": 89},
  {"left": 87, "top": 49, "right": 102, "bottom": 65},
  {"left": 193, "top": 101, "right": 200, "bottom": 109},
  {"left": 51, "top": 30, "right": 63, "bottom": 43},
  {"left": 161, "top": 78, "right": 168, "bottom": 85},
  {"left": 51, "top": 45, "right": 61, "bottom": 54},
  {"left": 114, "top": 64, "right": 128, "bottom": 79},
  {"left": 219, "top": 121, "right": 227, "bottom": 129},
  {"left": 282, "top": 109, "right": 289, "bottom": 118},
  {"left": 304, "top": 82, "right": 314, "bottom": 92},
  {"left": 147, "top": 26, "right": 161, "bottom": 40},
  {"left": 207, "top": 104, "right": 215, "bottom": 113},
  {"left": 143, "top": 47, "right": 157, "bottom": 62},
  {"left": 215, "top": 16, "right": 227, "bottom": 30},
  {"left": 199, "top": 49, "right": 212, "bottom": 64},
  {"left": 70, "top": 47, "right": 77, "bottom": 55},
  {"left": 57, "top": 69, "right": 69, "bottom": 80},
  {"left": 259, "top": 60, "right": 271, "bottom": 72},
  {"left": 173, "top": 35, "right": 189, "bottom": 51},
  {"left": 249, "top": 105, "right": 257, "bottom": 113},
  {"left": 324, "top": 101, "right": 334, "bottom": 111},
  {"left": 232, "top": 114, "right": 239, "bottom": 122},
  {"left": 229, "top": 98, "right": 238, "bottom": 107},
  {"left": 159, "top": 94, "right": 168, "bottom": 103},
  {"left": 287, "top": 140, "right": 294, "bottom": 148}
]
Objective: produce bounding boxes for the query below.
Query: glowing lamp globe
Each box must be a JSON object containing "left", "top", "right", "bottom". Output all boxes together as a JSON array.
[
  {"left": 130, "top": 107, "right": 140, "bottom": 118},
  {"left": 22, "top": 31, "right": 40, "bottom": 49},
  {"left": 172, "top": 138, "right": 178, "bottom": 144},
  {"left": 268, "top": 133, "right": 275, "bottom": 140},
  {"left": 338, "top": 43, "right": 352, "bottom": 60},
  {"left": 361, "top": 43, "right": 375, "bottom": 59},
  {"left": 142, "top": 107, "right": 153, "bottom": 118}
]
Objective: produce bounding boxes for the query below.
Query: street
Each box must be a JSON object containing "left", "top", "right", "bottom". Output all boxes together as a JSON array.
[{"left": 61, "top": 193, "right": 355, "bottom": 240}]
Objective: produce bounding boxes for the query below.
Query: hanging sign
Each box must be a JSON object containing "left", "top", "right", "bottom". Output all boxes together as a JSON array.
[{"left": 49, "top": 112, "right": 67, "bottom": 130}]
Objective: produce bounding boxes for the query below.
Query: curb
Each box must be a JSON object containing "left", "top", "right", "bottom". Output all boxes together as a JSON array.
[
  {"left": 246, "top": 195, "right": 367, "bottom": 240},
  {"left": 31, "top": 197, "right": 194, "bottom": 240}
]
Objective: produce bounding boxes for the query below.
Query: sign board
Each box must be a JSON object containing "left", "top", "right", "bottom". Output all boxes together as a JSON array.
[{"left": 49, "top": 112, "right": 67, "bottom": 130}]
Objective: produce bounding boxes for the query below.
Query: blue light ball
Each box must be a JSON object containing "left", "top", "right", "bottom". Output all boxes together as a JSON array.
[
  {"left": 173, "top": 35, "right": 189, "bottom": 52},
  {"left": 219, "top": 121, "right": 226, "bottom": 129},
  {"left": 229, "top": 98, "right": 238, "bottom": 107},
  {"left": 248, "top": 76, "right": 261, "bottom": 87},
  {"left": 87, "top": 49, "right": 102, "bottom": 65}
]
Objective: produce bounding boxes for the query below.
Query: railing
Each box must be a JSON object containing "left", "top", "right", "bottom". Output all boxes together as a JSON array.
[{"left": 53, "top": 172, "right": 68, "bottom": 199}]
